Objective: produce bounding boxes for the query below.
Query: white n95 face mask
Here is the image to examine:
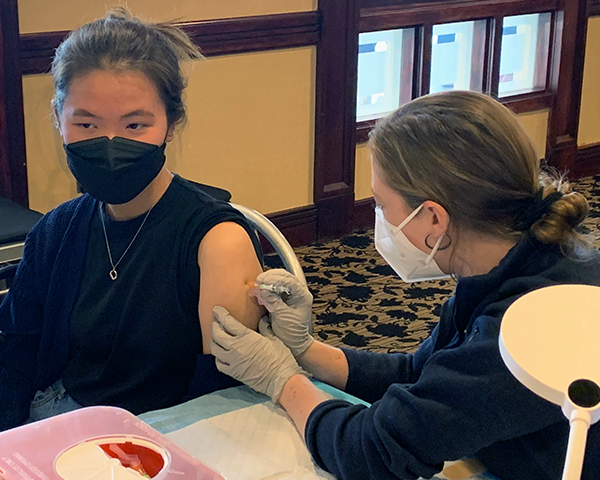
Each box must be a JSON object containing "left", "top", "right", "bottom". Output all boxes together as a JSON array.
[{"left": 374, "top": 205, "right": 451, "bottom": 283}]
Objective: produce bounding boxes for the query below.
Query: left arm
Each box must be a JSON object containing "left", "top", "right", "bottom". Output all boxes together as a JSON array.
[
  {"left": 278, "top": 374, "right": 330, "bottom": 439},
  {"left": 197, "top": 221, "right": 264, "bottom": 354}
]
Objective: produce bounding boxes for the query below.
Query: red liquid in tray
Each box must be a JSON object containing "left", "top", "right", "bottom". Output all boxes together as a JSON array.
[{"left": 99, "top": 442, "right": 165, "bottom": 478}]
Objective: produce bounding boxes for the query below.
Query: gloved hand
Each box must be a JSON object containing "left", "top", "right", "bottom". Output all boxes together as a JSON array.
[
  {"left": 256, "top": 269, "right": 314, "bottom": 357},
  {"left": 211, "top": 306, "right": 308, "bottom": 403}
]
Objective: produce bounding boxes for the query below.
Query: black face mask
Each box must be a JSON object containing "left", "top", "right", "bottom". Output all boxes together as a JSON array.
[{"left": 64, "top": 136, "right": 167, "bottom": 205}]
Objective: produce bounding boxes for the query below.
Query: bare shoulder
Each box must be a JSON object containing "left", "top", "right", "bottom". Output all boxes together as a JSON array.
[{"left": 198, "top": 221, "right": 257, "bottom": 258}]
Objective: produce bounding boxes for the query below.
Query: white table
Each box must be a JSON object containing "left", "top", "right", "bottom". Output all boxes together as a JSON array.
[{"left": 139, "top": 382, "right": 494, "bottom": 480}]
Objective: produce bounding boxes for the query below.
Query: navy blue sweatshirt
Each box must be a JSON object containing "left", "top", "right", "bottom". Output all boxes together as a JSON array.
[{"left": 305, "top": 235, "right": 600, "bottom": 480}]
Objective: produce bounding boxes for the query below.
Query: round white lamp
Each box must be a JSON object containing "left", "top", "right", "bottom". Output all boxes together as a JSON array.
[{"left": 500, "top": 284, "right": 600, "bottom": 480}]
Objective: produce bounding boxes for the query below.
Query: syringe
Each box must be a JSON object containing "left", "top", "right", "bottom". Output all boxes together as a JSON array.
[{"left": 258, "top": 283, "right": 292, "bottom": 296}]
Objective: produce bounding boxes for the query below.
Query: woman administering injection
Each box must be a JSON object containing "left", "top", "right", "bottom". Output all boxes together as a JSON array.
[
  {"left": 211, "top": 91, "right": 600, "bottom": 480},
  {"left": 0, "top": 8, "right": 264, "bottom": 431}
]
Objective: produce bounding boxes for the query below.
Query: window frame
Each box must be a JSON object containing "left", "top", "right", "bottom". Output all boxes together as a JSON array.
[{"left": 356, "top": 0, "right": 560, "bottom": 142}]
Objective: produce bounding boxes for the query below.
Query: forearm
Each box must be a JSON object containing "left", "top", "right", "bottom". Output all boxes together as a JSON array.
[
  {"left": 278, "top": 374, "right": 330, "bottom": 439},
  {"left": 296, "top": 340, "right": 349, "bottom": 391}
]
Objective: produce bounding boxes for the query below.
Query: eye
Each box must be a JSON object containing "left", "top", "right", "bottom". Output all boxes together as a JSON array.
[
  {"left": 126, "top": 123, "right": 147, "bottom": 131},
  {"left": 75, "top": 123, "right": 94, "bottom": 129}
]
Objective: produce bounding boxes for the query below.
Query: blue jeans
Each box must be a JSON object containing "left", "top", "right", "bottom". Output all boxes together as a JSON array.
[{"left": 26, "top": 379, "right": 82, "bottom": 424}]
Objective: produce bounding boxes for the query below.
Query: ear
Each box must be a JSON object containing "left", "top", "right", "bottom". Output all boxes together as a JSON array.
[
  {"left": 423, "top": 200, "right": 450, "bottom": 236},
  {"left": 165, "top": 124, "right": 176, "bottom": 143},
  {"left": 52, "top": 103, "right": 65, "bottom": 139}
]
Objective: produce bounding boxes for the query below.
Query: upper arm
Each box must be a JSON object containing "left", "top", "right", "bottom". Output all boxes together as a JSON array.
[{"left": 197, "top": 221, "right": 265, "bottom": 353}]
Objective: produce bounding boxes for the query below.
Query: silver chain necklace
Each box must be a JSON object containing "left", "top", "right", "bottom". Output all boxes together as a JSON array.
[{"left": 99, "top": 203, "right": 153, "bottom": 281}]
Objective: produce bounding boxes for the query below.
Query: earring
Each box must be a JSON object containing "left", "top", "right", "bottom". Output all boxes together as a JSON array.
[{"left": 425, "top": 233, "right": 452, "bottom": 251}]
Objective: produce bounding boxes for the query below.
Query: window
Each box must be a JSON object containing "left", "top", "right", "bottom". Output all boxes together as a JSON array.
[
  {"left": 499, "top": 13, "right": 551, "bottom": 97},
  {"left": 355, "top": 3, "right": 555, "bottom": 130},
  {"left": 430, "top": 21, "right": 481, "bottom": 94},
  {"left": 357, "top": 28, "right": 411, "bottom": 122}
]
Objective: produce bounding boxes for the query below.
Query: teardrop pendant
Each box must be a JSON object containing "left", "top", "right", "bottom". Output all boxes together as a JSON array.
[{"left": 100, "top": 202, "right": 153, "bottom": 283}]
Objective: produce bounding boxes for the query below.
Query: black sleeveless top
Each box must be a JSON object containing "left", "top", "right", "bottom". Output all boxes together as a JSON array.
[{"left": 62, "top": 175, "right": 261, "bottom": 414}]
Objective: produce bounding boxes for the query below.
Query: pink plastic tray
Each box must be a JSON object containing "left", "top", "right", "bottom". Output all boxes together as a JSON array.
[{"left": 0, "top": 406, "right": 226, "bottom": 479}]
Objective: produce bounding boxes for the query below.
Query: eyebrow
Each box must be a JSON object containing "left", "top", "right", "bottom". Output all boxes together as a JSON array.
[
  {"left": 71, "top": 108, "right": 100, "bottom": 118},
  {"left": 121, "top": 110, "right": 155, "bottom": 119},
  {"left": 70, "top": 109, "right": 156, "bottom": 119}
]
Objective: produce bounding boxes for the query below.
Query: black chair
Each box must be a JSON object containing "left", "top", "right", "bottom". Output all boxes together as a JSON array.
[
  {"left": 0, "top": 263, "right": 18, "bottom": 302},
  {"left": 0, "top": 197, "right": 43, "bottom": 264},
  {"left": 0, "top": 197, "right": 43, "bottom": 302}
]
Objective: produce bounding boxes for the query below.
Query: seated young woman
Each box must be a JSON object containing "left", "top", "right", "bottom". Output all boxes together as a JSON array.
[{"left": 0, "top": 8, "right": 264, "bottom": 431}]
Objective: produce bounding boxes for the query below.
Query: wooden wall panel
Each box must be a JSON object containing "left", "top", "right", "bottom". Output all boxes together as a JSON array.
[
  {"left": 546, "top": 0, "right": 588, "bottom": 173},
  {"left": 589, "top": 0, "right": 600, "bottom": 16},
  {"left": 0, "top": 0, "right": 27, "bottom": 205},
  {"left": 313, "top": 0, "right": 361, "bottom": 240}
]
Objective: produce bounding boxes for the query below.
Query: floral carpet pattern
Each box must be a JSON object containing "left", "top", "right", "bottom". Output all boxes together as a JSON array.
[{"left": 265, "top": 175, "right": 600, "bottom": 354}]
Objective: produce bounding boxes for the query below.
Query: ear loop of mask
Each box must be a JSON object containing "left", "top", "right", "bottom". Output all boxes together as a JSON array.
[
  {"left": 388, "top": 203, "right": 446, "bottom": 266},
  {"left": 390, "top": 204, "right": 425, "bottom": 233},
  {"left": 425, "top": 233, "right": 446, "bottom": 266}
]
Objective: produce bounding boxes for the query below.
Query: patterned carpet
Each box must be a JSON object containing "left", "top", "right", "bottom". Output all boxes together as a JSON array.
[{"left": 265, "top": 175, "right": 600, "bottom": 354}]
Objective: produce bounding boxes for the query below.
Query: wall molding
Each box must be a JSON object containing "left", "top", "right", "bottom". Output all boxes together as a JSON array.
[
  {"left": 19, "top": 11, "right": 321, "bottom": 76},
  {"left": 265, "top": 205, "right": 318, "bottom": 249},
  {"left": 256, "top": 205, "right": 317, "bottom": 254},
  {"left": 261, "top": 197, "right": 374, "bottom": 252},
  {"left": 360, "top": 0, "right": 559, "bottom": 32},
  {"left": 353, "top": 197, "right": 376, "bottom": 231},
  {"left": 575, "top": 142, "right": 600, "bottom": 178},
  {"left": 261, "top": 198, "right": 375, "bottom": 252}
]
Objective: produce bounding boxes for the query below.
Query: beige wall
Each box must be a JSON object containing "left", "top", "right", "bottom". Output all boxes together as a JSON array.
[
  {"left": 354, "top": 110, "right": 550, "bottom": 201},
  {"left": 355, "top": 143, "right": 372, "bottom": 201},
  {"left": 515, "top": 110, "right": 549, "bottom": 158},
  {"left": 24, "top": 47, "right": 316, "bottom": 214},
  {"left": 579, "top": 17, "right": 600, "bottom": 147},
  {"left": 19, "top": 0, "right": 317, "bottom": 34},
  {"left": 171, "top": 48, "right": 315, "bottom": 214},
  {"left": 22, "top": 75, "right": 79, "bottom": 211}
]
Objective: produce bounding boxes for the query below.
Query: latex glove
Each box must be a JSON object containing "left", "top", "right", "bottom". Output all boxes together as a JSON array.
[
  {"left": 256, "top": 269, "right": 314, "bottom": 356},
  {"left": 211, "top": 306, "right": 307, "bottom": 403}
]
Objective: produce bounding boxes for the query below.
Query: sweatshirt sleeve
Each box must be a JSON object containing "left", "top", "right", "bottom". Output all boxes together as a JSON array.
[
  {"left": 0, "top": 231, "right": 44, "bottom": 431},
  {"left": 305, "top": 315, "right": 565, "bottom": 480},
  {"left": 341, "top": 325, "right": 437, "bottom": 403},
  {"left": 0, "top": 197, "right": 85, "bottom": 432}
]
